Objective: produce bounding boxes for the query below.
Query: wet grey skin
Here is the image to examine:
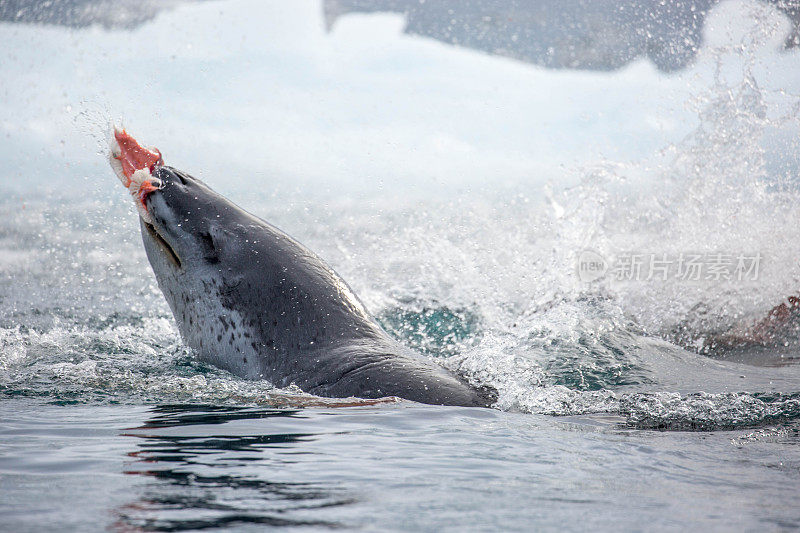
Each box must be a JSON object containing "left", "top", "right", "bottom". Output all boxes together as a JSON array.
[{"left": 139, "top": 166, "right": 496, "bottom": 407}]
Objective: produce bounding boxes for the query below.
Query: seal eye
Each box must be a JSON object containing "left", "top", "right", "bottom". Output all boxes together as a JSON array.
[{"left": 199, "top": 231, "right": 220, "bottom": 264}]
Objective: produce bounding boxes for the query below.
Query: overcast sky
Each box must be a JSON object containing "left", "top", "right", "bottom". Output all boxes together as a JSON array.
[{"left": 0, "top": 0, "right": 798, "bottom": 200}]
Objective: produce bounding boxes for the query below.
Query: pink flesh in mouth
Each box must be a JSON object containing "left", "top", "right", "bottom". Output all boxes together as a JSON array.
[
  {"left": 112, "top": 128, "right": 164, "bottom": 209},
  {"left": 113, "top": 128, "right": 163, "bottom": 186}
]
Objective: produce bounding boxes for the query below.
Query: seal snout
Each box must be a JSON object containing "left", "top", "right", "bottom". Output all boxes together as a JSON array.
[
  {"left": 140, "top": 166, "right": 218, "bottom": 272},
  {"left": 151, "top": 166, "right": 188, "bottom": 187}
]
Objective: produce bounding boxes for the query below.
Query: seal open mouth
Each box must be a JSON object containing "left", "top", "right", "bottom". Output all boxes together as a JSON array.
[
  {"left": 109, "top": 127, "right": 180, "bottom": 268},
  {"left": 143, "top": 217, "right": 182, "bottom": 268},
  {"left": 109, "top": 127, "right": 163, "bottom": 219}
]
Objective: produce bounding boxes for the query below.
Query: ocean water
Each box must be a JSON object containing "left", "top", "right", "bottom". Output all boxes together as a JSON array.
[{"left": 2, "top": 0, "right": 800, "bottom": 530}]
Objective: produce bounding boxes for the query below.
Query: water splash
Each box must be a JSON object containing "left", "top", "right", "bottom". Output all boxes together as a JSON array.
[{"left": 2, "top": 1, "right": 800, "bottom": 431}]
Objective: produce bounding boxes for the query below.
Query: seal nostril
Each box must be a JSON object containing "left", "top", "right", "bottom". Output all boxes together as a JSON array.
[{"left": 173, "top": 169, "right": 190, "bottom": 185}]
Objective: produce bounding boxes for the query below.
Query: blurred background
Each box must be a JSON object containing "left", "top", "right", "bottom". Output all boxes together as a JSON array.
[{"left": 0, "top": 0, "right": 797, "bottom": 198}]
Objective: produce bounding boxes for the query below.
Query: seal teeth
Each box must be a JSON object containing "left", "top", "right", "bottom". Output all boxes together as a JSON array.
[
  {"left": 108, "top": 126, "right": 129, "bottom": 186},
  {"left": 134, "top": 199, "right": 153, "bottom": 224},
  {"left": 148, "top": 146, "right": 163, "bottom": 166},
  {"left": 127, "top": 168, "right": 160, "bottom": 224},
  {"left": 108, "top": 152, "right": 129, "bottom": 187},
  {"left": 109, "top": 123, "right": 124, "bottom": 157}
]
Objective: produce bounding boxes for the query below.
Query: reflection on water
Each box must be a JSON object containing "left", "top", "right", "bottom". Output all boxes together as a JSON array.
[
  {"left": 117, "top": 405, "right": 353, "bottom": 531},
  {"left": 130, "top": 404, "right": 304, "bottom": 428},
  {"left": 1, "top": 400, "right": 799, "bottom": 531}
]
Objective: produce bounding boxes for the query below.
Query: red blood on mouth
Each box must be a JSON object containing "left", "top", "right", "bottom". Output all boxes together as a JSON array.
[
  {"left": 113, "top": 128, "right": 163, "bottom": 182},
  {"left": 137, "top": 179, "right": 160, "bottom": 208}
]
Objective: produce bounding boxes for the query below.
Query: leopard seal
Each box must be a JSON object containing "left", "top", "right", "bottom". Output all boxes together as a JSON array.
[{"left": 110, "top": 129, "right": 495, "bottom": 407}]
